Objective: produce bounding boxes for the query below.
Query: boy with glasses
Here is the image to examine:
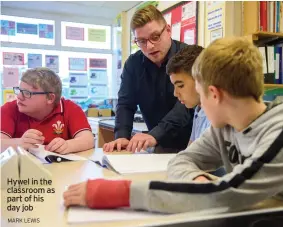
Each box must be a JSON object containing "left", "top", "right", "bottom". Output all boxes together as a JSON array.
[
  {"left": 1, "top": 67, "right": 94, "bottom": 154},
  {"left": 104, "top": 5, "right": 194, "bottom": 154}
]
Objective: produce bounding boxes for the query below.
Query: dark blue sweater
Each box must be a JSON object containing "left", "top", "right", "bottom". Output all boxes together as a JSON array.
[{"left": 115, "top": 40, "right": 194, "bottom": 150}]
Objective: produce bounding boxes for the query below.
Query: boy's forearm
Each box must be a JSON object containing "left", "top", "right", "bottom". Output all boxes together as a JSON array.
[{"left": 167, "top": 128, "right": 223, "bottom": 181}]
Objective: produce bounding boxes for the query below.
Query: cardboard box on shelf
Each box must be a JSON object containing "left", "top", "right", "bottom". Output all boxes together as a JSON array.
[{"left": 87, "top": 108, "right": 112, "bottom": 117}]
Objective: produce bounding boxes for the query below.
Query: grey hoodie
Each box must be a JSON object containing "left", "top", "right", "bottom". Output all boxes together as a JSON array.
[{"left": 129, "top": 101, "right": 283, "bottom": 213}]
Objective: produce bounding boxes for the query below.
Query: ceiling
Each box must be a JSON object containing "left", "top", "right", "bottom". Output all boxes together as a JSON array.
[{"left": 1, "top": 1, "right": 141, "bottom": 22}]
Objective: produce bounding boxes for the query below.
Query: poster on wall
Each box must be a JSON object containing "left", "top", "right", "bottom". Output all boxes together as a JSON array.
[
  {"left": 3, "top": 67, "right": 19, "bottom": 88},
  {"left": 66, "top": 26, "right": 84, "bottom": 41},
  {"left": 89, "top": 69, "right": 107, "bottom": 84},
  {"left": 172, "top": 22, "right": 181, "bottom": 41},
  {"left": 69, "top": 58, "right": 87, "bottom": 71},
  {"left": 89, "top": 84, "right": 108, "bottom": 98},
  {"left": 89, "top": 58, "right": 107, "bottom": 68},
  {"left": 69, "top": 73, "right": 88, "bottom": 86},
  {"left": 181, "top": 1, "right": 197, "bottom": 44},
  {"left": 163, "top": 13, "right": 172, "bottom": 25},
  {"left": 45, "top": 55, "right": 59, "bottom": 73},
  {"left": 1, "top": 20, "right": 16, "bottom": 36},
  {"left": 88, "top": 28, "right": 106, "bottom": 42},
  {"left": 28, "top": 54, "right": 42, "bottom": 68},
  {"left": 39, "top": 24, "right": 54, "bottom": 39},
  {"left": 206, "top": 1, "right": 224, "bottom": 31},
  {"left": 3, "top": 52, "right": 24, "bottom": 65},
  {"left": 3, "top": 89, "right": 17, "bottom": 104},
  {"left": 210, "top": 28, "right": 223, "bottom": 42},
  {"left": 16, "top": 23, "right": 38, "bottom": 35},
  {"left": 69, "top": 87, "right": 89, "bottom": 98}
]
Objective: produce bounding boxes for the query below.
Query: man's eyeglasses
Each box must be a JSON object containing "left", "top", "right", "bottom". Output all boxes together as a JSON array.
[
  {"left": 134, "top": 25, "right": 167, "bottom": 48},
  {"left": 13, "top": 87, "right": 53, "bottom": 99}
]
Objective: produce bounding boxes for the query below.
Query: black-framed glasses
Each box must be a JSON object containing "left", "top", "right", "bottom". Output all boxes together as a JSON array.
[
  {"left": 134, "top": 25, "right": 167, "bottom": 48},
  {"left": 13, "top": 87, "right": 53, "bottom": 99}
]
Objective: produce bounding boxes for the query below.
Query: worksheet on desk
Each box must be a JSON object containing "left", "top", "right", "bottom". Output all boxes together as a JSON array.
[
  {"left": 104, "top": 153, "right": 176, "bottom": 174},
  {"left": 67, "top": 207, "right": 167, "bottom": 223}
]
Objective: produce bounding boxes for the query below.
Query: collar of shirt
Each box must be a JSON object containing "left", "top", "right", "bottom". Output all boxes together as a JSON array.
[
  {"left": 142, "top": 39, "right": 176, "bottom": 68},
  {"left": 194, "top": 105, "right": 206, "bottom": 118}
]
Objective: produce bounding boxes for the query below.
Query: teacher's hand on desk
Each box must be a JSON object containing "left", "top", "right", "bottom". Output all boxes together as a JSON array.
[
  {"left": 127, "top": 133, "right": 157, "bottom": 153},
  {"left": 103, "top": 138, "right": 130, "bottom": 152}
]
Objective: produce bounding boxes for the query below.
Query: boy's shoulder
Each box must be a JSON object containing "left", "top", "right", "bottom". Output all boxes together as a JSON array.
[
  {"left": 1, "top": 100, "right": 21, "bottom": 116},
  {"left": 60, "top": 98, "right": 85, "bottom": 116}
]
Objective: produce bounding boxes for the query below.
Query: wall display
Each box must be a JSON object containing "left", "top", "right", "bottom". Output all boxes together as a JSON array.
[
  {"left": 162, "top": 1, "right": 198, "bottom": 44},
  {"left": 1, "top": 20, "right": 16, "bottom": 36},
  {"left": 3, "top": 67, "right": 19, "bottom": 88},
  {"left": 45, "top": 55, "right": 59, "bottom": 73},
  {"left": 88, "top": 28, "right": 106, "bottom": 42},
  {"left": 69, "top": 73, "right": 88, "bottom": 86},
  {"left": 3, "top": 52, "right": 24, "bottom": 65},
  {"left": 69, "top": 87, "right": 89, "bottom": 98},
  {"left": 181, "top": 1, "right": 197, "bottom": 44},
  {"left": 163, "top": 13, "right": 172, "bottom": 26},
  {"left": 61, "top": 21, "right": 111, "bottom": 49},
  {"left": 205, "top": 1, "right": 225, "bottom": 45},
  {"left": 89, "top": 84, "right": 108, "bottom": 98},
  {"left": 1, "top": 15, "right": 55, "bottom": 45},
  {"left": 3, "top": 89, "right": 17, "bottom": 104},
  {"left": 89, "top": 69, "right": 107, "bottom": 84},
  {"left": 28, "top": 53, "right": 42, "bottom": 68},
  {"left": 172, "top": 22, "right": 181, "bottom": 41},
  {"left": 39, "top": 24, "right": 54, "bottom": 39},
  {"left": 89, "top": 58, "right": 107, "bottom": 68},
  {"left": 66, "top": 26, "right": 84, "bottom": 41},
  {"left": 206, "top": 1, "right": 225, "bottom": 31},
  {"left": 210, "top": 27, "right": 223, "bottom": 42},
  {"left": 69, "top": 58, "right": 87, "bottom": 71},
  {"left": 16, "top": 23, "right": 38, "bottom": 35}
]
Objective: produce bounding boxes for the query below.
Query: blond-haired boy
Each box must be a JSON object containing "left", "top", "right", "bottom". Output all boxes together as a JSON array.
[{"left": 64, "top": 37, "right": 283, "bottom": 214}]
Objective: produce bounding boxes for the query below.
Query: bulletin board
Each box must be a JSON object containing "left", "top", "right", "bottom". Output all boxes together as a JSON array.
[{"left": 162, "top": 1, "right": 198, "bottom": 45}]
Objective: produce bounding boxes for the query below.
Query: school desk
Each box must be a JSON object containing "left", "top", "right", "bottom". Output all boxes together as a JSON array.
[{"left": 1, "top": 148, "right": 282, "bottom": 227}]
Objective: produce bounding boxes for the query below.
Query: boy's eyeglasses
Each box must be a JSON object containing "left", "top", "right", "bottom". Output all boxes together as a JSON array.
[
  {"left": 13, "top": 87, "right": 53, "bottom": 99},
  {"left": 134, "top": 25, "right": 166, "bottom": 48}
]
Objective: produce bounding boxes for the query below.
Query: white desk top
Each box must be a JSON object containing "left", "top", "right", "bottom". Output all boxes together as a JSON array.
[{"left": 1, "top": 149, "right": 282, "bottom": 227}]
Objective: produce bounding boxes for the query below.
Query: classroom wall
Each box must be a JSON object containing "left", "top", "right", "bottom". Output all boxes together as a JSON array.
[
  {"left": 123, "top": 1, "right": 243, "bottom": 61},
  {"left": 1, "top": 7, "right": 113, "bottom": 54},
  {"left": 1, "top": 6, "right": 116, "bottom": 103}
]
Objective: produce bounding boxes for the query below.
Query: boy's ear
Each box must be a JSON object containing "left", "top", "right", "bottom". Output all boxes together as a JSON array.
[
  {"left": 208, "top": 85, "right": 223, "bottom": 103},
  {"left": 46, "top": 93, "right": 56, "bottom": 105}
]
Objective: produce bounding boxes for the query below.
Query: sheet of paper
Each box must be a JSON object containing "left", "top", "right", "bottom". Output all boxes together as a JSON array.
[
  {"left": 104, "top": 153, "right": 176, "bottom": 174},
  {"left": 171, "top": 22, "right": 181, "bottom": 41},
  {"left": 29, "top": 145, "right": 87, "bottom": 163},
  {"left": 164, "top": 12, "right": 172, "bottom": 25},
  {"left": 67, "top": 207, "right": 166, "bottom": 223},
  {"left": 3, "top": 67, "right": 19, "bottom": 88}
]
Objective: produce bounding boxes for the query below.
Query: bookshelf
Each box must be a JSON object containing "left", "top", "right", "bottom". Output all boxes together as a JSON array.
[
  {"left": 242, "top": 2, "right": 283, "bottom": 89},
  {"left": 264, "top": 84, "right": 283, "bottom": 89},
  {"left": 252, "top": 32, "right": 283, "bottom": 46}
]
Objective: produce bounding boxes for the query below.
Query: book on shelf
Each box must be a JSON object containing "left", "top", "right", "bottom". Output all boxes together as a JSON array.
[
  {"left": 259, "top": 44, "right": 282, "bottom": 84},
  {"left": 260, "top": 1, "right": 283, "bottom": 33}
]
